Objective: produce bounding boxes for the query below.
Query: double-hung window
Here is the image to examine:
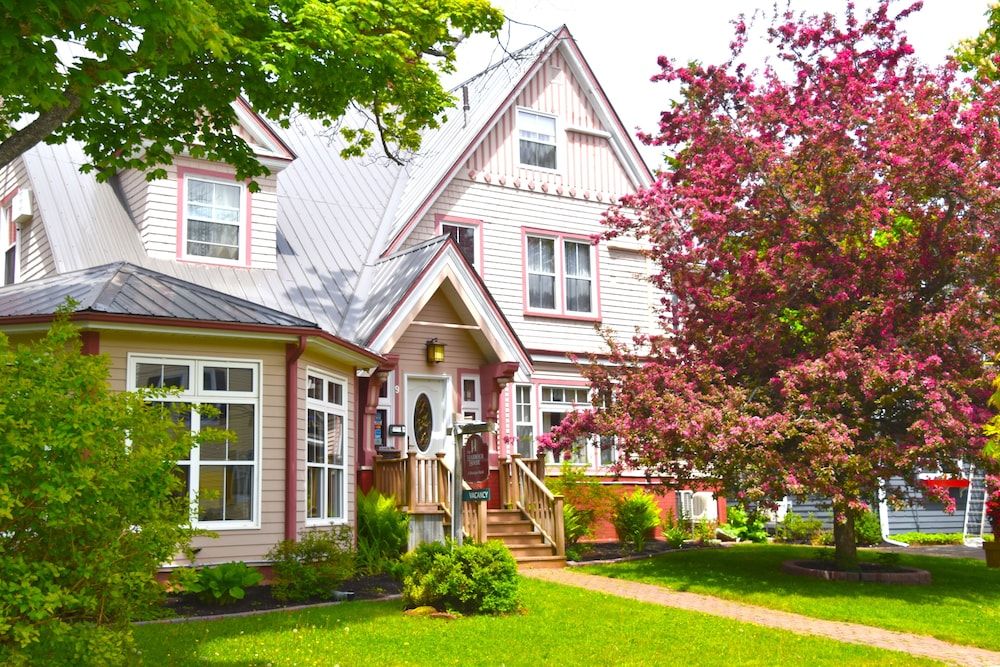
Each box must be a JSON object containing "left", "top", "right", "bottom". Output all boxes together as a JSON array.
[
  {"left": 306, "top": 372, "right": 348, "bottom": 523},
  {"left": 525, "top": 232, "right": 597, "bottom": 317},
  {"left": 184, "top": 176, "right": 244, "bottom": 262},
  {"left": 518, "top": 109, "right": 557, "bottom": 170},
  {"left": 3, "top": 200, "right": 16, "bottom": 286},
  {"left": 131, "top": 356, "right": 260, "bottom": 529}
]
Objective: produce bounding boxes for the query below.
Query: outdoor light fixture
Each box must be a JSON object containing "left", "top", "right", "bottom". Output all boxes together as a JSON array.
[{"left": 425, "top": 338, "right": 446, "bottom": 364}]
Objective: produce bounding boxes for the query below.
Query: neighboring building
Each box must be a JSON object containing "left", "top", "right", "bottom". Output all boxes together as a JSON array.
[{"left": 0, "top": 27, "right": 713, "bottom": 566}]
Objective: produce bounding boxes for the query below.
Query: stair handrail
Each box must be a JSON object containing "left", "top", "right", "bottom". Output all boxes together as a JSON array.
[{"left": 510, "top": 456, "right": 565, "bottom": 558}]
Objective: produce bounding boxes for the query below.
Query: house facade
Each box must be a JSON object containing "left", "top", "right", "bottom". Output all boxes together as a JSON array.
[{"left": 0, "top": 27, "right": 718, "bottom": 566}]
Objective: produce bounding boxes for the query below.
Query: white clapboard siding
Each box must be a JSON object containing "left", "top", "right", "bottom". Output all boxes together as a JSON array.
[
  {"left": 404, "top": 179, "right": 659, "bottom": 354},
  {"left": 1, "top": 158, "right": 57, "bottom": 281}
]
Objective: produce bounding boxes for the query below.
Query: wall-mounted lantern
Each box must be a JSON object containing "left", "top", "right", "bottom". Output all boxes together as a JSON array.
[{"left": 425, "top": 338, "right": 446, "bottom": 364}]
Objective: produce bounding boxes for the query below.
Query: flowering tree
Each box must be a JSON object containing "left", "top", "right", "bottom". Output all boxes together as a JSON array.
[{"left": 553, "top": 2, "right": 1000, "bottom": 570}]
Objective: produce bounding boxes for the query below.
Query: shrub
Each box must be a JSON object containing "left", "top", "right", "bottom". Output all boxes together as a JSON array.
[
  {"left": 401, "top": 540, "right": 520, "bottom": 614},
  {"left": 721, "top": 505, "right": 768, "bottom": 543},
  {"left": 171, "top": 562, "right": 263, "bottom": 606},
  {"left": 356, "top": 489, "right": 408, "bottom": 576},
  {"left": 612, "top": 489, "right": 661, "bottom": 554},
  {"left": 563, "top": 503, "right": 595, "bottom": 561},
  {"left": 0, "top": 314, "right": 196, "bottom": 665},
  {"left": 854, "top": 510, "right": 883, "bottom": 546},
  {"left": 661, "top": 508, "right": 690, "bottom": 548},
  {"left": 775, "top": 512, "right": 825, "bottom": 544},
  {"left": 692, "top": 517, "right": 718, "bottom": 544},
  {"left": 547, "top": 460, "right": 615, "bottom": 521},
  {"left": 267, "top": 527, "right": 355, "bottom": 602},
  {"left": 888, "top": 532, "right": 965, "bottom": 545}
]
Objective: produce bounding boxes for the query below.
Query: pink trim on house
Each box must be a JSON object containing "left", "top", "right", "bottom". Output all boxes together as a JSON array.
[
  {"left": 1, "top": 187, "right": 18, "bottom": 247},
  {"left": 234, "top": 97, "right": 297, "bottom": 161},
  {"left": 175, "top": 165, "right": 254, "bottom": 268},
  {"left": 520, "top": 226, "right": 601, "bottom": 322},
  {"left": 365, "top": 240, "right": 532, "bottom": 375},
  {"left": 434, "top": 213, "right": 485, "bottom": 276}
]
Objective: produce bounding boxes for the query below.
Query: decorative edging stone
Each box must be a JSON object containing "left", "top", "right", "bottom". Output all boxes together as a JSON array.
[
  {"left": 781, "top": 560, "right": 931, "bottom": 585},
  {"left": 133, "top": 593, "right": 402, "bottom": 625}
]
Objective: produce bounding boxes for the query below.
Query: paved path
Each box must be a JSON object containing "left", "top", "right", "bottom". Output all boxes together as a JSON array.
[{"left": 524, "top": 568, "right": 1000, "bottom": 667}]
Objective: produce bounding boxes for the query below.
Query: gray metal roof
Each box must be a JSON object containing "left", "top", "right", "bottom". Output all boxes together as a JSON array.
[
  {"left": 0, "top": 262, "right": 318, "bottom": 327},
  {"left": 353, "top": 236, "right": 450, "bottom": 344}
]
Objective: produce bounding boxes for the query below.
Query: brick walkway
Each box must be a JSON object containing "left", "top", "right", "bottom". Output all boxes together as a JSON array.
[{"left": 524, "top": 569, "right": 1000, "bottom": 667}]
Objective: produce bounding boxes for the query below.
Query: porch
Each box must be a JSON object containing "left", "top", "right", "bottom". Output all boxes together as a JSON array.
[{"left": 372, "top": 451, "right": 566, "bottom": 567}]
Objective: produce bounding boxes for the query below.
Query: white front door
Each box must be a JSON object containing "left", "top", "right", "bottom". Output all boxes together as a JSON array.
[{"left": 406, "top": 376, "right": 452, "bottom": 466}]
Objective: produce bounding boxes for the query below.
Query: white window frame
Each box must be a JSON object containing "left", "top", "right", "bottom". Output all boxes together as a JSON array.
[
  {"left": 513, "top": 384, "right": 535, "bottom": 458},
  {"left": 441, "top": 221, "right": 480, "bottom": 272},
  {"left": 563, "top": 239, "right": 595, "bottom": 315},
  {"left": 181, "top": 174, "right": 247, "bottom": 265},
  {"left": 2, "top": 200, "right": 17, "bottom": 286},
  {"left": 128, "top": 354, "right": 262, "bottom": 531},
  {"left": 526, "top": 234, "right": 560, "bottom": 313},
  {"left": 539, "top": 384, "right": 591, "bottom": 466},
  {"left": 305, "top": 369, "right": 349, "bottom": 526},
  {"left": 524, "top": 232, "right": 598, "bottom": 318},
  {"left": 459, "top": 374, "right": 481, "bottom": 422},
  {"left": 517, "top": 107, "right": 559, "bottom": 172}
]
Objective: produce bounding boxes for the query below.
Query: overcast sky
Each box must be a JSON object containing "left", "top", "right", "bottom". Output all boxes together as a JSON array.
[{"left": 445, "top": 0, "right": 993, "bottom": 167}]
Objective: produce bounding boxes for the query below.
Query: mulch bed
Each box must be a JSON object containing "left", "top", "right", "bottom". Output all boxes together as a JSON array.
[
  {"left": 571, "top": 539, "right": 716, "bottom": 563},
  {"left": 162, "top": 574, "right": 402, "bottom": 618}
]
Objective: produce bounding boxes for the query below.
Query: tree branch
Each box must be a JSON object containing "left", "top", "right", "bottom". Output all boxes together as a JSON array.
[{"left": 0, "top": 91, "right": 82, "bottom": 170}]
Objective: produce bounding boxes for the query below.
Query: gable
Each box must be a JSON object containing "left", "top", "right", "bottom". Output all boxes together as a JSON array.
[{"left": 465, "top": 48, "right": 635, "bottom": 197}]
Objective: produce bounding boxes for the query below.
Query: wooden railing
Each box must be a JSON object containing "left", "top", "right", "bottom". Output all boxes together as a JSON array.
[
  {"left": 500, "top": 454, "right": 565, "bottom": 558},
  {"left": 373, "top": 450, "right": 442, "bottom": 513}
]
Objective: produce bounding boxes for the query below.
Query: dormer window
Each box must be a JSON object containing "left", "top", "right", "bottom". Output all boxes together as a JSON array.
[
  {"left": 518, "top": 109, "right": 557, "bottom": 170},
  {"left": 183, "top": 175, "right": 245, "bottom": 263}
]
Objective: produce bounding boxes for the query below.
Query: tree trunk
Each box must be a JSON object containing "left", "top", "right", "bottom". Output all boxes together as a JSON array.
[
  {"left": 832, "top": 509, "right": 858, "bottom": 571},
  {"left": 0, "top": 92, "right": 81, "bottom": 170}
]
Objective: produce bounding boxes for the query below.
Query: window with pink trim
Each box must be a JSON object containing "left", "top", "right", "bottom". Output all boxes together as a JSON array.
[
  {"left": 442, "top": 222, "right": 478, "bottom": 270},
  {"left": 525, "top": 232, "right": 597, "bottom": 317},
  {"left": 183, "top": 175, "right": 245, "bottom": 263},
  {"left": 2, "top": 199, "right": 16, "bottom": 286}
]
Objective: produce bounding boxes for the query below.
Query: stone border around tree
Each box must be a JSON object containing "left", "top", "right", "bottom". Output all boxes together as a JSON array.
[{"left": 781, "top": 560, "right": 932, "bottom": 584}]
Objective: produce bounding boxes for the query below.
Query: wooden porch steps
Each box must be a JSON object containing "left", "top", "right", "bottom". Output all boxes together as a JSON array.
[{"left": 486, "top": 509, "right": 565, "bottom": 569}]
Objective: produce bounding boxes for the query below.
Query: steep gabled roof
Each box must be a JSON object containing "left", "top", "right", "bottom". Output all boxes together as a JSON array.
[
  {"left": 0, "top": 262, "right": 317, "bottom": 327},
  {"left": 380, "top": 25, "right": 652, "bottom": 256}
]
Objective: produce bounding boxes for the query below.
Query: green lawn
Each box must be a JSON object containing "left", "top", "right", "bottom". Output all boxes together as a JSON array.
[
  {"left": 133, "top": 577, "right": 937, "bottom": 666},
  {"left": 583, "top": 543, "right": 1000, "bottom": 651}
]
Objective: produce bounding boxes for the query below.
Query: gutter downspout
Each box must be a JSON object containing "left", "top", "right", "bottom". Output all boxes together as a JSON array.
[
  {"left": 285, "top": 335, "right": 308, "bottom": 541},
  {"left": 878, "top": 481, "right": 908, "bottom": 547}
]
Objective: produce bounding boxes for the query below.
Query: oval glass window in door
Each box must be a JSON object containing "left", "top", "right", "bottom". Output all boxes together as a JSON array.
[{"left": 413, "top": 393, "right": 433, "bottom": 451}]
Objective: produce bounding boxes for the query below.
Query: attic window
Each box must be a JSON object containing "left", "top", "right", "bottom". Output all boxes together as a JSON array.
[
  {"left": 518, "top": 109, "right": 557, "bottom": 170},
  {"left": 184, "top": 176, "right": 245, "bottom": 263}
]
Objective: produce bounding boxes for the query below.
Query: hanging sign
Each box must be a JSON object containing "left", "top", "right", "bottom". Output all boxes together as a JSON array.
[{"left": 462, "top": 433, "right": 490, "bottom": 485}]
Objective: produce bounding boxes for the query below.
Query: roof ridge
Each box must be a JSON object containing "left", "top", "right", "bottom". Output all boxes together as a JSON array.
[{"left": 448, "top": 28, "right": 560, "bottom": 94}]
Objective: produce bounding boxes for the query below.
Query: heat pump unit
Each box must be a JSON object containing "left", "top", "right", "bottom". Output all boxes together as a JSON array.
[{"left": 691, "top": 492, "right": 718, "bottom": 521}]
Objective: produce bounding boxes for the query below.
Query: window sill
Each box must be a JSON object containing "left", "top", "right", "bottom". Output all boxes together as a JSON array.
[
  {"left": 305, "top": 519, "right": 350, "bottom": 528},
  {"left": 194, "top": 520, "right": 260, "bottom": 531},
  {"left": 177, "top": 256, "right": 251, "bottom": 269},
  {"left": 523, "top": 309, "right": 601, "bottom": 323}
]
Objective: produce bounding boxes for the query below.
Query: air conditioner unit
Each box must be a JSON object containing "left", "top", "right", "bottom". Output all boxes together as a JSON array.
[
  {"left": 11, "top": 189, "right": 31, "bottom": 225},
  {"left": 691, "top": 492, "right": 718, "bottom": 521}
]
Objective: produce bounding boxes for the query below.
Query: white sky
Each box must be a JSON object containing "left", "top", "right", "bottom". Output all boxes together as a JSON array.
[{"left": 445, "top": 0, "right": 993, "bottom": 167}]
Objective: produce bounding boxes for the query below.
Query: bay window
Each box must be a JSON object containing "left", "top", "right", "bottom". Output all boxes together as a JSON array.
[{"left": 130, "top": 356, "right": 260, "bottom": 529}]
